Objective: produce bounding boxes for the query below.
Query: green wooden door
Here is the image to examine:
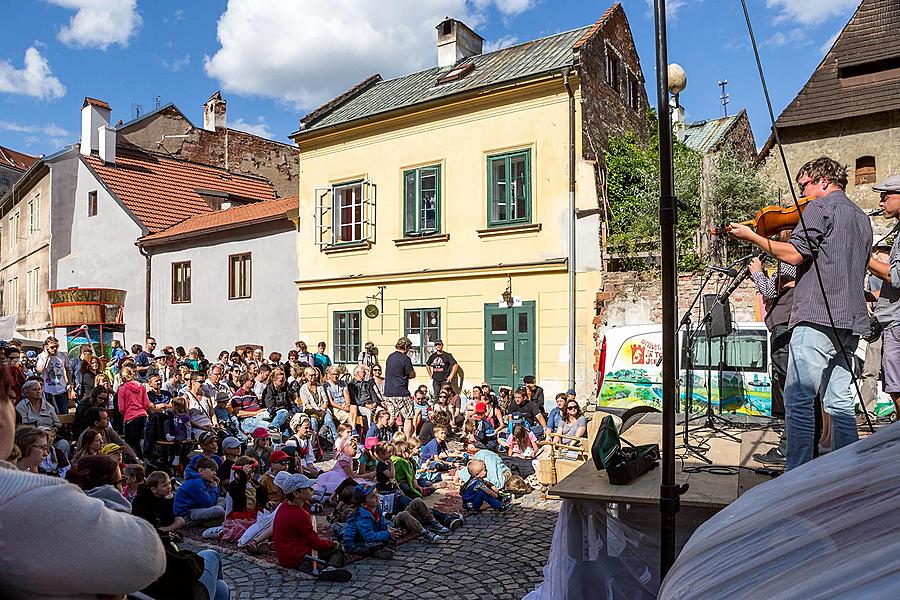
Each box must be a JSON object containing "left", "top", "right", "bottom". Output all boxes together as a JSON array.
[{"left": 484, "top": 301, "right": 535, "bottom": 389}]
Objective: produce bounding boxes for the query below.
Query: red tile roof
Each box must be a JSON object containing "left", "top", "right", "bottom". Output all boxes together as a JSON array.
[
  {"left": 83, "top": 148, "right": 275, "bottom": 233},
  {"left": 0, "top": 145, "right": 37, "bottom": 171},
  {"left": 83, "top": 97, "right": 111, "bottom": 110},
  {"left": 138, "top": 195, "right": 297, "bottom": 245}
]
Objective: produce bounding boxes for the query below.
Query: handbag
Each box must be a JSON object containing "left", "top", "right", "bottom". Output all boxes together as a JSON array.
[{"left": 591, "top": 413, "right": 659, "bottom": 485}]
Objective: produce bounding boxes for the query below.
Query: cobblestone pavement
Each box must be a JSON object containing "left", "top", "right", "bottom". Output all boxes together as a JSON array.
[{"left": 183, "top": 491, "right": 560, "bottom": 600}]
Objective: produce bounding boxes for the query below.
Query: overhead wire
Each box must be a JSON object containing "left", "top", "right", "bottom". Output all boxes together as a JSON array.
[{"left": 738, "top": 0, "right": 875, "bottom": 433}]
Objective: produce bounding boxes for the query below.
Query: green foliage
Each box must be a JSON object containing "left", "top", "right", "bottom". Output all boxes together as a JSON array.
[
  {"left": 709, "top": 150, "right": 773, "bottom": 262},
  {"left": 605, "top": 113, "right": 702, "bottom": 271}
]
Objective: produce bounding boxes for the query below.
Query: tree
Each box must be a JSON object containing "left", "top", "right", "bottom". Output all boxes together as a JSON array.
[{"left": 708, "top": 150, "right": 773, "bottom": 264}]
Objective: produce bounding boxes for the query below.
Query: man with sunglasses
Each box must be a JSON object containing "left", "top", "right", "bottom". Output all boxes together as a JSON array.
[
  {"left": 866, "top": 176, "right": 900, "bottom": 420},
  {"left": 730, "top": 157, "right": 872, "bottom": 469}
]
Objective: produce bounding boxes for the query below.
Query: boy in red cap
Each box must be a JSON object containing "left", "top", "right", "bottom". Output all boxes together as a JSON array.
[
  {"left": 245, "top": 427, "right": 271, "bottom": 478},
  {"left": 473, "top": 401, "right": 500, "bottom": 451},
  {"left": 259, "top": 449, "right": 290, "bottom": 507}
]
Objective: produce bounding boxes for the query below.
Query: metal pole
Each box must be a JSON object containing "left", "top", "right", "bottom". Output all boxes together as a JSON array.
[
  {"left": 654, "top": 0, "right": 680, "bottom": 578},
  {"left": 563, "top": 69, "right": 577, "bottom": 391}
]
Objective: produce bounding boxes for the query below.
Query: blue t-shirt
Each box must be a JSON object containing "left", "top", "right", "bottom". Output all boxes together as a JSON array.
[
  {"left": 313, "top": 352, "right": 332, "bottom": 373},
  {"left": 421, "top": 438, "right": 446, "bottom": 462},
  {"left": 546, "top": 406, "right": 562, "bottom": 432},
  {"left": 135, "top": 351, "right": 153, "bottom": 382}
]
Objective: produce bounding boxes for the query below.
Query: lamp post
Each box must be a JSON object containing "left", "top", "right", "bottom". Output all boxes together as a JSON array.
[{"left": 654, "top": 0, "right": 686, "bottom": 579}]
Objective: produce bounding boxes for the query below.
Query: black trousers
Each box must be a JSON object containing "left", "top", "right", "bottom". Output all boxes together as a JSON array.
[
  {"left": 770, "top": 323, "right": 792, "bottom": 418},
  {"left": 124, "top": 416, "right": 147, "bottom": 459}
]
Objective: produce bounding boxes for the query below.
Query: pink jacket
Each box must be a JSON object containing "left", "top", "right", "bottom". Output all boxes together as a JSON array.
[{"left": 117, "top": 380, "right": 151, "bottom": 423}]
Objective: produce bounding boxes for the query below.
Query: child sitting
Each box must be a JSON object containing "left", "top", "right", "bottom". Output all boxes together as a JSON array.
[
  {"left": 132, "top": 470, "right": 186, "bottom": 534},
  {"left": 273, "top": 473, "right": 350, "bottom": 581},
  {"left": 164, "top": 396, "right": 193, "bottom": 471},
  {"left": 342, "top": 484, "right": 441, "bottom": 559},
  {"left": 420, "top": 425, "right": 456, "bottom": 470},
  {"left": 284, "top": 414, "right": 320, "bottom": 477},
  {"left": 218, "top": 436, "right": 243, "bottom": 481},
  {"left": 365, "top": 409, "right": 394, "bottom": 443},
  {"left": 358, "top": 438, "right": 378, "bottom": 476},
  {"left": 499, "top": 424, "right": 539, "bottom": 458},
  {"left": 245, "top": 428, "right": 272, "bottom": 478},
  {"left": 121, "top": 464, "right": 145, "bottom": 502},
  {"left": 390, "top": 440, "right": 425, "bottom": 498},
  {"left": 259, "top": 449, "right": 291, "bottom": 508},
  {"left": 460, "top": 459, "right": 511, "bottom": 513},
  {"left": 173, "top": 456, "right": 226, "bottom": 525},
  {"left": 225, "top": 456, "right": 263, "bottom": 521}
]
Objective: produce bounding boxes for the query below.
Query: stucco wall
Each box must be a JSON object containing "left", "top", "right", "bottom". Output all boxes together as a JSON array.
[
  {"left": 0, "top": 169, "right": 52, "bottom": 337},
  {"left": 0, "top": 165, "right": 23, "bottom": 199},
  {"left": 149, "top": 227, "right": 299, "bottom": 354},
  {"left": 55, "top": 159, "right": 146, "bottom": 344},
  {"left": 759, "top": 111, "right": 900, "bottom": 215}
]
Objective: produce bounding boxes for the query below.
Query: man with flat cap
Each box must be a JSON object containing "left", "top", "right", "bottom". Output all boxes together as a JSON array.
[{"left": 867, "top": 175, "right": 900, "bottom": 420}]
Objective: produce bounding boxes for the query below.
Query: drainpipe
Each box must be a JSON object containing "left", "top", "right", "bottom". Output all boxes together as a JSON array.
[
  {"left": 139, "top": 245, "right": 151, "bottom": 338},
  {"left": 563, "top": 68, "right": 576, "bottom": 391}
]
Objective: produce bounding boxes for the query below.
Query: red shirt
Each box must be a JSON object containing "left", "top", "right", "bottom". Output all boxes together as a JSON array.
[{"left": 273, "top": 502, "right": 333, "bottom": 569}]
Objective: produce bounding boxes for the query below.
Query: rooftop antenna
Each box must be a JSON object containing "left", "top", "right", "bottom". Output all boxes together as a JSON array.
[
  {"left": 718, "top": 79, "right": 730, "bottom": 117},
  {"left": 131, "top": 103, "right": 143, "bottom": 119},
  {"left": 154, "top": 95, "right": 161, "bottom": 109}
]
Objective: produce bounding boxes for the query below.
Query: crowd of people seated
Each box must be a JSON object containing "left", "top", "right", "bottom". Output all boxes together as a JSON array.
[{"left": 0, "top": 334, "right": 589, "bottom": 594}]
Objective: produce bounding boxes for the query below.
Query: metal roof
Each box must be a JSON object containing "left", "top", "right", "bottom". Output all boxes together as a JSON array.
[
  {"left": 682, "top": 115, "right": 740, "bottom": 154},
  {"left": 299, "top": 26, "right": 593, "bottom": 133}
]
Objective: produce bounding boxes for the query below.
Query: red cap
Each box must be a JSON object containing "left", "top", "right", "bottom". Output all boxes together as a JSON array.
[
  {"left": 475, "top": 401, "right": 487, "bottom": 414},
  {"left": 269, "top": 450, "right": 289, "bottom": 463},
  {"left": 251, "top": 427, "right": 269, "bottom": 439}
]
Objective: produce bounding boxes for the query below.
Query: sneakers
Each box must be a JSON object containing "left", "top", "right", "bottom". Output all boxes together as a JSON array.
[
  {"left": 421, "top": 530, "right": 442, "bottom": 543},
  {"left": 498, "top": 496, "right": 513, "bottom": 512},
  {"left": 752, "top": 447, "right": 785, "bottom": 466},
  {"left": 452, "top": 512, "right": 466, "bottom": 525},
  {"left": 428, "top": 523, "right": 450, "bottom": 534},
  {"left": 448, "top": 517, "right": 464, "bottom": 531}
]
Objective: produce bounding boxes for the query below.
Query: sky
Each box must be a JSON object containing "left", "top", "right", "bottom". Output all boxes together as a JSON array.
[{"left": 0, "top": 0, "right": 863, "bottom": 157}]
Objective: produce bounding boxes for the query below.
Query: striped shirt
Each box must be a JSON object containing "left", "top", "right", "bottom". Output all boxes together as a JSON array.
[
  {"left": 750, "top": 263, "right": 798, "bottom": 299},
  {"left": 788, "top": 190, "right": 873, "bottom": 336}
]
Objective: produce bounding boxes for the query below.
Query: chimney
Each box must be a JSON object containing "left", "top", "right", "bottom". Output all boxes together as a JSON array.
[
  {"left": 436, "top": 17, "right": 483, "bottom": 68},
  {"left": 80, "top": 97, "right": 111, "bottom": 155},
  {"left": 203, "top": 91, "right": 227, "bottom": 131},
  {"left": 669, "top": 96, "right": 686, "bottom": 142},
  {"left": 98, "top": 125, "right": 116, "bottom": 164}
]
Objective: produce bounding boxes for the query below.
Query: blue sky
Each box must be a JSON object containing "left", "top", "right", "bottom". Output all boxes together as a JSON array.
[{"left": 0, "top": 1, "right": 861, "bottom": 157}]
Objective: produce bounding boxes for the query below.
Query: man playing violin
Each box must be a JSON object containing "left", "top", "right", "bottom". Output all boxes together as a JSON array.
[
  {"left": 866, "top": 176, "right": 900, "bottom": 420},
  {"left": 729, "top": 157, "right": 872, "bottom": 470}
]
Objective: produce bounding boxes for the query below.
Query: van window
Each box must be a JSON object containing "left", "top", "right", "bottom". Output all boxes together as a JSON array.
[{"left": 691, "top": 329, "right": 767, "bottom": 372}]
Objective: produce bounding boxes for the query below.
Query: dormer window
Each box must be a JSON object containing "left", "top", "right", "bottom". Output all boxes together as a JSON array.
[{"left": 436, "top": 62, "right": 475, "bottom": 85}]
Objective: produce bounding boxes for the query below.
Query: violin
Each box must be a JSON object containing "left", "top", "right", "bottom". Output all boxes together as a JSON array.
[{"left": 711, "top": 196, "right": 814, "bottom": 238}]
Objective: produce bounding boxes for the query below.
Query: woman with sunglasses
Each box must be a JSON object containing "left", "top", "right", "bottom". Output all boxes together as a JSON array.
[{"left": 558, "top": 400, "right": 587, "bottom": 438}]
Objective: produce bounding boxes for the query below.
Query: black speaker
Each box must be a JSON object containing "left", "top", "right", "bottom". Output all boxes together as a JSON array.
[{"left": 703, "top": 294, "right": 733, "bottom": 338}]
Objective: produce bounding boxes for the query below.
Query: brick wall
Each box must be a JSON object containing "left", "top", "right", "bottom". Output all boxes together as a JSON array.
[{"left": 591, "top": 270, "right": 761, "bottom": 374}]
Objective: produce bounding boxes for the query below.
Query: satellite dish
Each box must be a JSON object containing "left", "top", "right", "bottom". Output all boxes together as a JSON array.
[{"left": 364, "top": 304, "right": 379, "bottom": 319}]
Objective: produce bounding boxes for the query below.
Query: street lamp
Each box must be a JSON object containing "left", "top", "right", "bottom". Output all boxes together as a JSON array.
[{"left": 501, "top": 276, "right": 513, "bottom": 308}]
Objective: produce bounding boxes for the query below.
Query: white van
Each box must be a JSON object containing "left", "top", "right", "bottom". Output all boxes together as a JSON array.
[
  {"left": 596, "top": 323, "right": 895, "bottom": 418},
  {"left": 597, "top": 322, "right": 774, "bottom": 416}
]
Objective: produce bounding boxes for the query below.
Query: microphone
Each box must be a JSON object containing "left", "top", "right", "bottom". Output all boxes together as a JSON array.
[
  {"left": 868, "top": 208, "right": 884, "bottom": 217},
  {"left": 727, "top": 253, "right": 757, "bottom": 268},
  {"left": 707, "top": 265, "right": 738, "bottom": 277}
]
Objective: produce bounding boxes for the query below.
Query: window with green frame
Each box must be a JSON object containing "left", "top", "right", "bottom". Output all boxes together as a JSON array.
[
  {"left": 487, "top": 149, "right": 531, "bottom": 227},
  {"left": 403, "top": 165, "right": 441, "bottom": 236},
  {"left": 404, "top": 308, "right": 440, "bottom": 365},
  {"left": 333, "top": 310, "right": 361, "bottom": 363}
]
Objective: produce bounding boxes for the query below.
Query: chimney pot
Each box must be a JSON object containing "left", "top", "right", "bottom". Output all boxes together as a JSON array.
[
  {"left": 204, "top": 91, "right": 227, "bottom": 131},
  {"left": 436, "top": 18, "right": 483, "bottom": 68},
  {"left": 80, "top": 97, "right": 111, "bottom": 156},
  {"left": 98, "top": 125, "right": 117, "bottom": 164}
]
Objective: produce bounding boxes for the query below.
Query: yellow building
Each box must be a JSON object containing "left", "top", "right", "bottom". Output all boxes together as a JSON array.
[{"left": 291, "top": 7, "right": 648, "bottom": 400}]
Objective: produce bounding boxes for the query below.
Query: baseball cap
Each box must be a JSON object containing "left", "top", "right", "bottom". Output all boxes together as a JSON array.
[
  {"left": 273, "top": 470, "right": 291, "bottom": 491},
  {"left": 198, "top": 431, "right": 217, "bottom": 445},
  {"left": 269, "top": 449, "right": 289, "bottom": 463},
  {"left": 251, "top": 427, "right": 269, "bottom": 439},
  {"left": 474, "top": 401, "right": 487, "bottom": 414},
  {"left": 364, "top": 436, "right": 379, "bottom": 451},
  {"left": 221, "top": 437, "right": 242, "bottom": 451},
  {"left": 566, "top": 388, "right": 576, "bottom": 396},
  {"left": 434, "top": 339, "right": 444, "bottom": 345},
  {"left": 280, "top": 473, "right": 315, "bottom": 495},
  {"left": 873, "top": 175, "right": 900, "bottom": 193},
  {"left": 353, "top": 483, "right": 377, "bottom": 505},
  {"left": 100, "top": 443, "right": 124, "bottom": 455}
]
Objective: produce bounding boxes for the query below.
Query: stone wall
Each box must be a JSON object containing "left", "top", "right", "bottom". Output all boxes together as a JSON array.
[
  {"left": 759, "top": 110, "right": 900, "bottom": 217},
  {"left": 591, "top": 270, "right": 762, "bottom": 375}
]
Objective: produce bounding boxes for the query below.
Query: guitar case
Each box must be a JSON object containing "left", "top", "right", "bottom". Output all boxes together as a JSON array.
[{"left": 591, "top": 406, "right": 660, "bottom": 485}]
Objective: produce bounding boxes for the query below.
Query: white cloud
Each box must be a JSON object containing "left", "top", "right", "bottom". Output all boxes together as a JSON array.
[
  {"left": 819, "top": 29, "right": 841, "bottom": 54},
  {"left": 474, "top": 0, "right": 535, "bottom": 16},
  {"left": 161, "top": 54, "right": 190, "bottom": 72},
  {"left": 230, "top": 117, "right": 275, "bottom": 139},
  {"left": 643, "top": 0, "right": 691, "bottom": 20},
  {"left": 205, "top": 0, "right": 537, "bottom": 111},
  {"left": 766, "top": 0, "right": 857, "bottom": 26},
  {"left": 0, "top": 47, "right": 66, "bottom": 100},
  {"left": 48, "top": 0, "right": 142, "bottom": 50},
  {"left": 164, "top": 9, "right": 185, "bottom": 24},
  {"left": 484, "top": 35, "right": 519, "bottom": 53},
  {"left": 0, "top": 119, "right": 71, "bottom": 147}
]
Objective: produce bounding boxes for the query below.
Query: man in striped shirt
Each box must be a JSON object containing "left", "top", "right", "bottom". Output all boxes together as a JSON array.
[{"left": 730, "top": 157, "right": 872, "bottom": 470}]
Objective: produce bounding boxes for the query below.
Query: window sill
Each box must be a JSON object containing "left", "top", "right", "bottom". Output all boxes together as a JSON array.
[
  {"left": 393, "top": 233, "right": 450, "bottom": 247},
  {"left": 322, "top": 241, "right": 373, "bottom": 255},
  {"left": 476, "top": 222, "right": 542, "bottom": 238}
]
